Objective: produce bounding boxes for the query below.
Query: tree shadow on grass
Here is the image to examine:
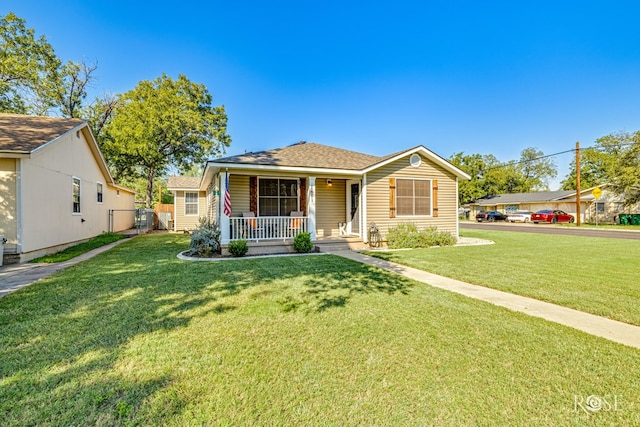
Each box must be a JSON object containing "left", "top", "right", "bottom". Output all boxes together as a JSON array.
[{"left": 0, "top": 234, "right": 414, "bottom": 424}]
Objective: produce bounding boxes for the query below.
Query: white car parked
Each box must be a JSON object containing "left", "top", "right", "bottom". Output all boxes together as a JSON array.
[{"left": 507, "top": 211, "right": 534, "bottom": 223}]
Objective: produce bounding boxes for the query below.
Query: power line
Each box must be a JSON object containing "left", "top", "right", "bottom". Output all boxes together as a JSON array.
[
  {"left": 482, "top": 148, "right": 575, "bottom": 172},
  {"left": 481, "top": 141, "right": 636, "bottom": 172}
]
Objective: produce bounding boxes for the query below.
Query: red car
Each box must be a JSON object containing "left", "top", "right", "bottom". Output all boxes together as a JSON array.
[{"left": 531, "top": 209, "right": 575, "bottom": 224}]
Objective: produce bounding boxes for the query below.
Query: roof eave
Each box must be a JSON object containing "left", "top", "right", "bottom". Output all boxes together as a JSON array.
[
  {"left": 0, "top": 151, "right": 30, "bottom": 158},
  {"left": 204, "top": 161, "right": 363, "bottom": 176},
  {"left": 107, "top": 183, "right": 136, "bottom": 194}
]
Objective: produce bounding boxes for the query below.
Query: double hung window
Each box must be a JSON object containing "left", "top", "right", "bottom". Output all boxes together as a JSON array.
[
  {"left": 185, "top": 192, "right": 198, "bottom": 215},
  {"left": 258, "top": 178, "right": 299, "bottom": 216},
  {"left": 396, "top": 179, "right": 431, "bottom": 216}
]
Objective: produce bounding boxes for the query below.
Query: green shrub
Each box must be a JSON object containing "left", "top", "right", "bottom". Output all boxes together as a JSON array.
[
  {"left": 423, "top": 226, "right": 457, "bottom": 247},
  {"left": 228, "top": 239, "right": 249, "bottom": 257},
  {"left": 188, "top": 217, "right": 221, "bottom": 257},
  {"left": 293, "top": 232, "right": 314, "bottom": 253},
  {"left": 386, "top": 223, "right": 455, "bottom": 249}
]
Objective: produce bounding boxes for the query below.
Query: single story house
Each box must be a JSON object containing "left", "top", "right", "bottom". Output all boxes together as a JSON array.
[
  {"left": 0, "top": 114, "right": 136, "bottom": 264},
  {"left": 467, "top": 185, "right": 638, "bottom": 223},
  {"left": 168, "top": 141, "right": 470, "bottom": 253}
]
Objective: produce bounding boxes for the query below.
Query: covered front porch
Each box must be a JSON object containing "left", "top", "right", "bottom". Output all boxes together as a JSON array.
[{"left": 216, "top": 172, "right": 365, "bottom": 246}]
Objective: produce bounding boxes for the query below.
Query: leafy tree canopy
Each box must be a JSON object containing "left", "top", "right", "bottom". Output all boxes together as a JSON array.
[
  {"left": 451, "top": 147, "right": 557, "bottom": 204},
  {"left": 0, "top": 12, "right": 61, "bottom": 114},
  {"left": 1, "top": 11, "right": 104, "bottom": 123},
  {"left": 561, "top": 132, "right": 640, "bottom": 206},
  {"left": 102, "top": 73, "right": 231, "bottom": 207}
]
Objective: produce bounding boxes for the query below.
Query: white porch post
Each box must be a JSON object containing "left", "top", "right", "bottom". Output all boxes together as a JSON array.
[
  {"left": 220, "top": 172, "right": 230, "bottom": 244},
  {"left": 307, "top": 176, "right": 316, "bottom": 241},
  {"left": 362, "top": 174, "right": 368, "bottom": 243}
]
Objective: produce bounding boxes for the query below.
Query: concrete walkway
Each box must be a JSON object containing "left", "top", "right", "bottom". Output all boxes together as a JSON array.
[
  {"left": 0, "top": 239, "right": 130, "bottom": 298},
  {"left": 332, "top": 250, "right": 640, "bottom": 350}
]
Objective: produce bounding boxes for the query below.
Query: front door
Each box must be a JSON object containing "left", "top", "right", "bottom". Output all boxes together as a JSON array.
[{"left": 346, "top": 180, "right": 360, "bottom": 236}]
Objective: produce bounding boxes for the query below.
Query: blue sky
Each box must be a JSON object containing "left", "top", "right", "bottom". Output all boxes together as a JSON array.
[{"left": 5, "top": 1, "right": 640, "bottom": 188}]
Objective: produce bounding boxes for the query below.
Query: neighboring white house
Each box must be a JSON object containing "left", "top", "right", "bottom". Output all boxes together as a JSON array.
[{"left": 0, "top": 114, "right": 136, "bottom": 264}]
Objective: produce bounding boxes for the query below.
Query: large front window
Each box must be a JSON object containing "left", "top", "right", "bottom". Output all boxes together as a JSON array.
[
  {"left": 258, "top": 178, "right": 298, "bottom": 216},
  {"left": 396, "top": 179, "right": 431, "bottom": 216}
]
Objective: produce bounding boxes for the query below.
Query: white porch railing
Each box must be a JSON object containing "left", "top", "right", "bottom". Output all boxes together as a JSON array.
[{"left": 229, "top": 216, "right": 309, "bottom": 241}]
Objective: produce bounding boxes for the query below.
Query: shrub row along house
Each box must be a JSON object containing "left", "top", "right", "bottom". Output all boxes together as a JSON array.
[
  {"left": 168, "top": 141, "right": 470, "bottom": 254},
  {"left": 0, "top": 114, "right": 135, "bottom": 264}
]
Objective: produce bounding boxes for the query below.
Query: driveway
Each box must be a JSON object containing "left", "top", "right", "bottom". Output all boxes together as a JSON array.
[
  {"left": 461, "top": 221, "right": 640, "bottom": 240},
  {"left": 0, "top": 238, "right": 131, "bottom": 298}
]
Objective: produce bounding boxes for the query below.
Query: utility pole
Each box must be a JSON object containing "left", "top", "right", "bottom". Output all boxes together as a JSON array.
[{"left": 576, "top": 142, "right": 581, "bottom": 226}]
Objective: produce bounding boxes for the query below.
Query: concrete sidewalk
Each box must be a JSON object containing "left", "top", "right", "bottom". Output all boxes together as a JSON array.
[
  {"left": 332, "top": 250, "right": 640, "bottom": 350},
  {"left": 0, "top": 239, "right": 130, "bottom": 298}
]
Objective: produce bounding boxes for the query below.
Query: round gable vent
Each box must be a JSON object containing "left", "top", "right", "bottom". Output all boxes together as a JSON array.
[{"left": 409, "top": 153, "right": 421, "bottom": 167}]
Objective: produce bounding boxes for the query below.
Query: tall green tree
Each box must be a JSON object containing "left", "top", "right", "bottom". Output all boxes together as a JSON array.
[
  {"left": 450, "top": 147, "right": 557, "bottom": 204},
  {"left": 1, "top": 12, "right": 105, "bottom": 121},
  {"left": 54, "top": 60, "right": 98, "bottom": 118},
  {"left": 517, "top": 147, "right": 556, "bottom": 191},
  {"left": 560, "top": 147, "right": 611, "bottom": 190},
  {"left": 102, "top": 74, "right": 231, "bottom": 207},
  {"left": 0, "top": 12, "right": 61, "bottom": 114},
  {"left": 586, "top": 131, "right": 640, "bottom": 206}
]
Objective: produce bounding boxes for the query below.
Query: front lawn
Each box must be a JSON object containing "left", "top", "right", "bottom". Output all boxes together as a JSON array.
[
  {"left": 367, "top": 229, "right": 640, "bottom": 326},
  {"left": 1, "top": 233, "right": 638, "bottom": 425},
  {"left": 29, "top": 232, "right": 127, "bottom": 263}
]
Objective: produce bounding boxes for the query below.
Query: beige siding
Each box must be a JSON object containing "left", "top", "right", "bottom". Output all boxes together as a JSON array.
[
  {"left": 174, "top": 190, "right": 207, "bottom": 230},
  {"left": 108, "top": 186, "right": 137, "bottom": 232},
  {"left": 0, "top": 158, "right": 17, "bottom": 251},
  {"left": 316, "top": 178, "right": 346, "bottom": 237},
  {"left": 229, "top": 174, "right": 250, "bottom": 216},
  {"left": 20, "top": 128, "right": 135, "bottom": 253},
  {"left": 366, "top": 153, "right": 459, "bottom": 239}
]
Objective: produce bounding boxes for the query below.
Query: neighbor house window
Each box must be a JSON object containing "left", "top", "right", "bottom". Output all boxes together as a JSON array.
[
  {"left": 72, "top": 177, "right": 81, "bottom": 213},
  {"left": 258, "top": 178, "right": 298, "bottom": 216},
  {"left": 595, "top": 202, "right": 605, "bottom": 212},
  {"left": 97, "top": 182, "right": 103, "bottom": 203},
  {"left": 185, "top": 192, "right": 198, "bottom": 215},
  {"left": 396, "top": 179, "right": 431, "bottom": 216}
]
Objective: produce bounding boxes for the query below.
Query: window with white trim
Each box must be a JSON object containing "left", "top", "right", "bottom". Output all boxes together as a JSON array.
[
  {"left": 72, "top": 177, "right": 81, "bottom": 213},
  {"left": 185, "top": 192, "right": 198, "bottom": 215},
  {"left": 97, "top": 182, "right": 103, "bottom": 203},
  {"left": 396, "top": 178, "right": 431, "bottom": 216},
  {"left": 258, "top": 178, "right": 299, "bottom": 216}
]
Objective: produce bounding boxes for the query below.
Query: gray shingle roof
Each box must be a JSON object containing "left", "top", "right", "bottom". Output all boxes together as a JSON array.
[
  {"left": 0, "top": 114, "right": 85, "bottom": 153},
  {"left": 214, "top": 142, "right": 383, "bottom": 170},
  {"left": 473, "top": 190, "right": 576, "bottom": 206},
  {"left": 167, "top": 176, "right": 201, "bottom": 189}
]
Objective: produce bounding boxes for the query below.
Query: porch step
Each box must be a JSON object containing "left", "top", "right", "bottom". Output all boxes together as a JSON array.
[
  {"left": 221, "top": 237, "right": 371, "bottom": 256},
  {"left": 315, "top": 238, "right": 369, "bottom": 253}
]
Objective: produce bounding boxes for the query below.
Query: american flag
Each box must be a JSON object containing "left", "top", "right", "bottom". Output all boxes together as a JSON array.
[{"left": 223, "top": 173, "right": 232, "bottom": 216}]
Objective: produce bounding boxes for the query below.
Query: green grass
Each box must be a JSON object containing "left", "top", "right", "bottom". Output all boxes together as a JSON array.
[
  {"left": 29, "top": 232, "right": 127, "bottom": 263},
  {"left": 1, "top": 233, "right": 639, "bottom": 425},
  {"left": 367, "top": 229, "right": 640, "bottom": 326}
]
